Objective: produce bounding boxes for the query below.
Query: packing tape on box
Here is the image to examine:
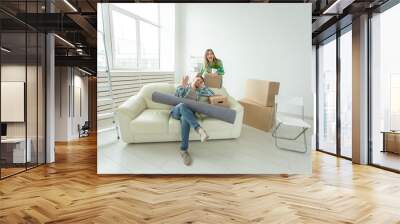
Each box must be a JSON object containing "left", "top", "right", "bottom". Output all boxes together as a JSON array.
[{"left": 152, "top": 91, "right": 236, "bottom": 124}]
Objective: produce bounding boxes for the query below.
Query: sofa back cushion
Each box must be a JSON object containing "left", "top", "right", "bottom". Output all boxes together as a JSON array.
[
  {"left": 139, "top": 83, "right": 175, "bottom": 109},
  {"left": 139, "top": 83, "right": 231, "bottom": 109}
]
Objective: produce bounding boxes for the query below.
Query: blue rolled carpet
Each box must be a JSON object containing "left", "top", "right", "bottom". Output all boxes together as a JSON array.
[{"left": 152, "top": 91, "right": 236, "bottom": 124}]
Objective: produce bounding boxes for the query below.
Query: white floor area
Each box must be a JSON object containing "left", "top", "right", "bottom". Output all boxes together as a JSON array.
[{"left": 98, "top": 125, "right": 312, "bottom": 174}]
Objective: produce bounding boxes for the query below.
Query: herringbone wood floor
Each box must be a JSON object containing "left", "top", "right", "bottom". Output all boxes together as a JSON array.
[{"left": 1, "top": 135, "right": 400, "bottom": 224}]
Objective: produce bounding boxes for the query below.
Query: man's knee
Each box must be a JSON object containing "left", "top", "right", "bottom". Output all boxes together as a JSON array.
[{"left": 178, "top": 103, "right": 190, "bottom": 112}]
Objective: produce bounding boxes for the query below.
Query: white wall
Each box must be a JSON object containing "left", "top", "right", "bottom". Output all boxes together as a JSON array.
[
  {"left": 1, "top": 63, "right": 47, "bottom": 164},
  {"left": 55, "top": 67, "right": 69, "bottom": 141},
  {"left": 1, "top": 65, "right": 43, "bottom": 136},
  {"left": 71, "top": 74, "right": 89, "bottom": 138},
  {"left": 78, "top": 74, "right": 89, "bottom": 123},
  {"left": 175, "top": 3, "right": 313, "bottom": 117},
  {"left": 55, "top": 67, "right": 89, "bottom": 141}
]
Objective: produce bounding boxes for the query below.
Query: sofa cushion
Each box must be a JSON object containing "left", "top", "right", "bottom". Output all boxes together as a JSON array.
[
  {"left": 139, "top": 83, "right": 230, "bottom": 109},
  {"left": 168, "top": 116, "right": 233, "bottom": 133},
  {"left": 130, "top": 109, "right": 170, "bottom": 134},
  {"left": 168, "top": 117, "right": 181, "bottom": 134},
  {"left": 117, "top": 82, "right": 244, "bottom": 143},
  {"left": 140, "top": 83, "right": 175, "bottom": 110},
  {"left": 201, "top": 117, "right": 234, "bottom": 131}
]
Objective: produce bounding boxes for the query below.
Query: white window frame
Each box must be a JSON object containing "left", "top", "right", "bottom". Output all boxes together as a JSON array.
[
  {"left": 390, "top": 73, "right": 400, "bottom": 130},
  {"left": 97, "top": 4, "right": 107, "bottom": 72},
  {"left": 107, "top": 4, "right": 161, "bottom": 71}
]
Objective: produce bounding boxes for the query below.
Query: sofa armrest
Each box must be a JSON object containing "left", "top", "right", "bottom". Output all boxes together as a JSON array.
[
  {"left": 228, "top": 96, "right": 244, "bottom": 113},
  {"left": 117, "top": 95, "right": 146, "bottom": 120},
  {"left": 227, "top": 96, "right": 244, "bottom": 138},
  {"left": 116, "top": 95, "right": 146, "bottom": 143}
]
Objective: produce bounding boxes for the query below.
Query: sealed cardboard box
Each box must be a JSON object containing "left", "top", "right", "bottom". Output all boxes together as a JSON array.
[
  {"left": 204, "top": 74, "right": 222, "bottom": 88},
  {"left": 244, "top": 79, "right": 280, "bottom": 107},
  {"left": 239, "top": 99, "right": 275, "bottom": 132},
  {"left": 209, "top": 95, "right": 229, "bottom": 107},
  {"left": 384, "top": 132, "right": 400, "bottom": 154}
]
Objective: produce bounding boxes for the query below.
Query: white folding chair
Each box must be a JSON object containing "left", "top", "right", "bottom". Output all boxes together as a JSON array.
[{"left": 272, "top": 96, "right": 311, "bottom": 153}]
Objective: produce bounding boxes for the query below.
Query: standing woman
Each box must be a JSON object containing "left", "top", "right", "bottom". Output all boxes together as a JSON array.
[{"left": 200, "top": 49, "right": 224, "bottom": 77}]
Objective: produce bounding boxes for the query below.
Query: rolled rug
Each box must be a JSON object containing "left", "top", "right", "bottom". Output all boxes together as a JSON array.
[{"left": 152, "top": 91, "right": 236, "bottom": 124}]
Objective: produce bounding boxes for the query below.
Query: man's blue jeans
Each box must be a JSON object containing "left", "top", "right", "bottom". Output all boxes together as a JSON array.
[{"left": 170, "top": 103, "right": 200, "bottom": 151}]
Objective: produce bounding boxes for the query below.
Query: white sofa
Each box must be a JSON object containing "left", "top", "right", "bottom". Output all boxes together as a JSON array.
[{"left": 116, "top": 83, "right": 244, "bottom": 143}]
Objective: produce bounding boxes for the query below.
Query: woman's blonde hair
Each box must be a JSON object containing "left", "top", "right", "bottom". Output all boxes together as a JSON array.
[{"left": 204, "top": 49, "right": 218, "bottom": 69}]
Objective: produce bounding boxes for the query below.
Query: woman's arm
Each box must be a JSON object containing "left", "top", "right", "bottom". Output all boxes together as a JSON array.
[
  {"left": 217, "top": 60, "right": 225, "bottom": 75},
  {"left": 200, "top": 64, "right": 208, "bottom": 76}
]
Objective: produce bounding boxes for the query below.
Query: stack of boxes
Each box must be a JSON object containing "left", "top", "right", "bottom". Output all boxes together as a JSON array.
[
  {"left": 239, "top": 79, "right": 280, "bottom": 132},
  {"left": 204, "top": 74, "right": 222, "bottom": 88}
]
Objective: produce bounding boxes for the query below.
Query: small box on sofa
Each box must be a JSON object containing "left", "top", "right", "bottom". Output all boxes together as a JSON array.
[{"left": 209, "top": 95, "right": 229, "bottom": 108}]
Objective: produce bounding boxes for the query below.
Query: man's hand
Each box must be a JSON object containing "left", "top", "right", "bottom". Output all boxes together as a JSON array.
[
  {"left": 191, "top": 81, "right": 197, "bottom": 89},
  {"left": 181, "top": 75, "right": 189, "bottom": 87}
]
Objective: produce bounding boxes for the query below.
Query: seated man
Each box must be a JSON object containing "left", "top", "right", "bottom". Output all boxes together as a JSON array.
[{"left": 171, "top": 75, "right": 215, "bottom": 166}]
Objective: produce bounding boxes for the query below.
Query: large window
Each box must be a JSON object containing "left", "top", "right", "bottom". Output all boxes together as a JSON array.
[
  {"left": 97, "top": 4, "right": 107, "bottom": 71},
  {"left": 99, "top": 3, "right": 174, "bottom": 71},
  {"left": 318, "top": 37, "right": 337, "bottom": 155},
  {"left": 370, "top": 3, "right": 400, "bottom": 171},
  {"left": 317, "top": 27, "right": 353, "bottom": 159},
  {"left": 111, "top": 8, "right": 139, "bottom": 69},
  {"left": 0, "top": 2, "right": 46, "bottom": 179},
  {"left": 390, "top": 74, "right": 400, "bottom": 130},
  {"left": 339, "top": 29, "right": 352, "bottom": 158},
  {"left": 140, "top": 21, "right": 159, "bottom": 70}
]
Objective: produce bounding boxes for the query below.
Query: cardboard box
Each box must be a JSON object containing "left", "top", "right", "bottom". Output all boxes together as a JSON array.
[
  {"left": 209, "top": 95, "right": 229, "bottom": 108},
  {"left": 204, "top": 74, "right": 222, "bottom": 88},
  {"left": 384, "top": 132, "right": 400, "bottom": 154},
  {"left": 244, "top": 79, "right": 280, "bottom": 107},
  {"left": 239, "top": 99, "right": 275, "bottom": 132}
]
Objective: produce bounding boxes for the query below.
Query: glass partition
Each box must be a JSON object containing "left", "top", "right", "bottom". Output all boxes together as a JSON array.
[
  {"left": 38, "top": 32, "right": 46, "bottom": 165},
  {"left": 0, "top": 1, "right": 46, "bottom": 179},
  {"left": 1, "top": 31, "right": 28, "bottom": 178},
  {"left": 27, "top": 31, "right": 38, "bottom": 169}
]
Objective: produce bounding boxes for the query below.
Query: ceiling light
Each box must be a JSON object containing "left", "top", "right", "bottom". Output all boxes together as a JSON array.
[
  {"left": 54, "top": 34, "right": 75, "bottom": 48},
  {"left": 1, "top": 47, "right": 11, "bottom": 53},
  {"left": 63, "top": 0, "right": 78, "bottom": 12},
  {"left": 78, "top": 67, "right": 93, "bottom": 76}
]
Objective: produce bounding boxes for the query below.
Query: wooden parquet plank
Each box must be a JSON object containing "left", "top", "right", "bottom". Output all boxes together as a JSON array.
[{"left": 0, "top": 135, "right": 400, "bottom": 223}]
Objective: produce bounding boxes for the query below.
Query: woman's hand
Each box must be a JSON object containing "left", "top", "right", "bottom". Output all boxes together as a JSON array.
[{"left": 209, "top": 73, "right": 218, "bottom": 77}]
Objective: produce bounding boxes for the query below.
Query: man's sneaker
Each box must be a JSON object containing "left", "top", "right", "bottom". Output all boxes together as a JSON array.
[
  {"left": 196, "top": 127, "right": 209, "bottom": 142},
  {"left": 180, "top": 151, "right": 192, "bottom": 166}
]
